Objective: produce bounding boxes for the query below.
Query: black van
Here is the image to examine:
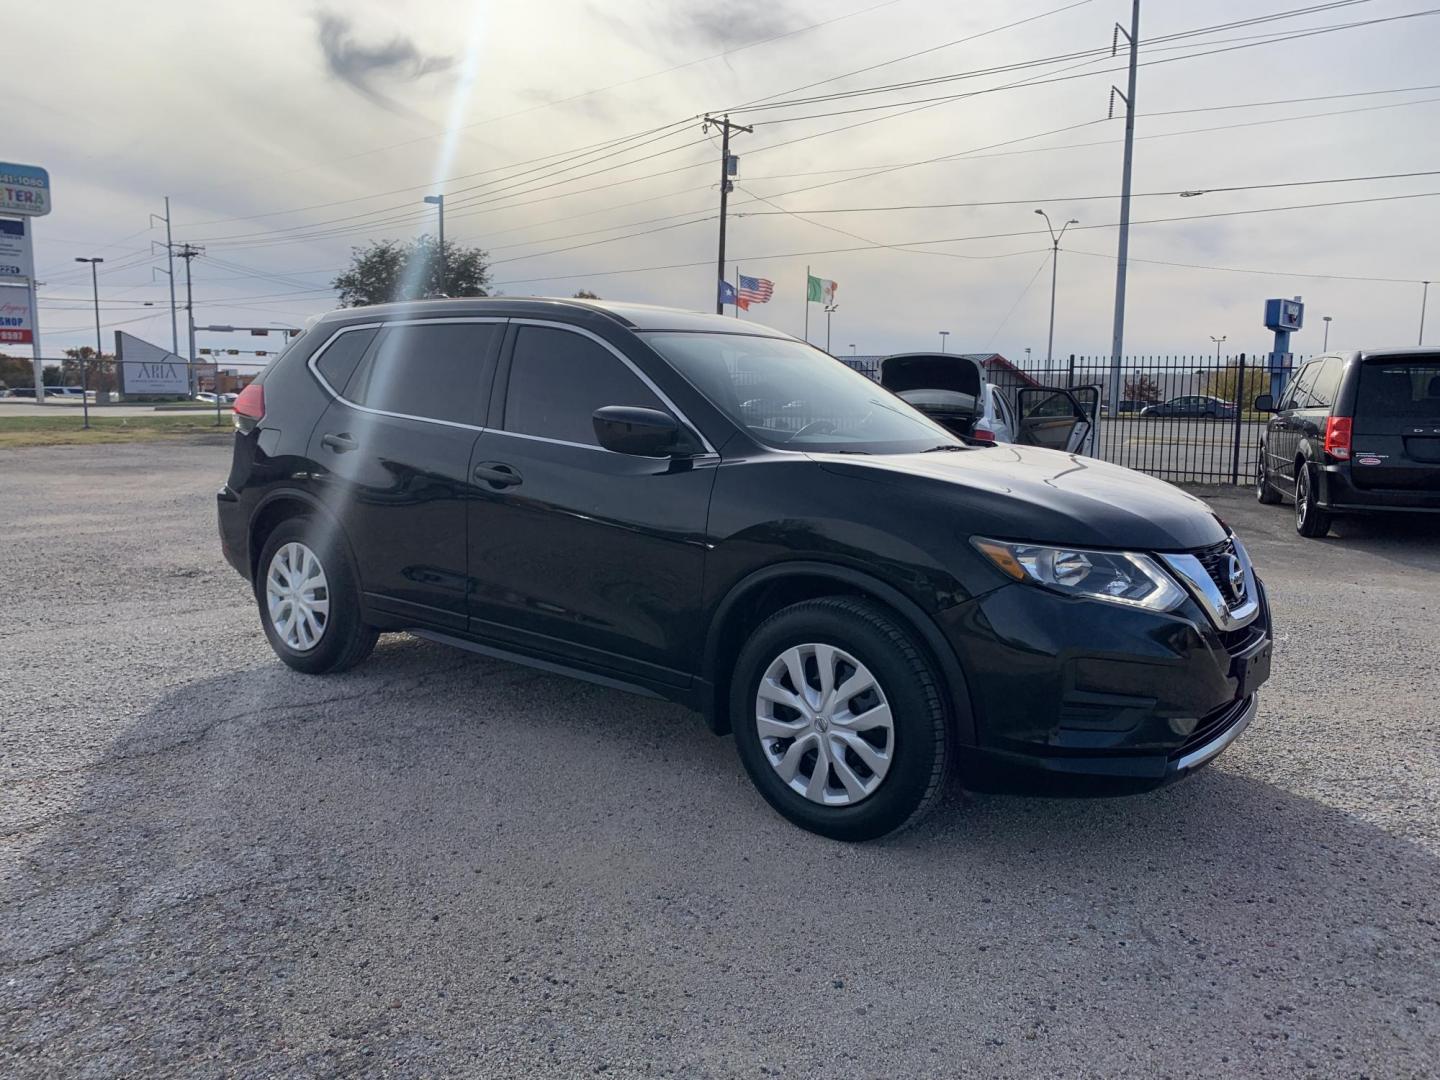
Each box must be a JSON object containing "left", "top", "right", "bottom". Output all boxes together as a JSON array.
[{"left": 1256, "top": 349, "right": 1440, "bottom": 536}]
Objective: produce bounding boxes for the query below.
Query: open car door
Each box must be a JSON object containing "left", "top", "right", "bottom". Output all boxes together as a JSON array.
[{"left": 1015, "top": 386, "right": 1096, "bottom": 454}]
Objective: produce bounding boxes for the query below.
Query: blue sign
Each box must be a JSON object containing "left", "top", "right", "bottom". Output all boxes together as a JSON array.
[
  {"left": 1264, "top": 297, "right": 1303, "bottom": 332},
  {"left": 0, "top": 162, "right": 51, "bottom": 217}
]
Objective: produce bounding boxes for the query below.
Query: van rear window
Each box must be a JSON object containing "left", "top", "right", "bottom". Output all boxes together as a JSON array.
[{"left": 1356, "top": 360, "right": 1440, "bottom": 420}]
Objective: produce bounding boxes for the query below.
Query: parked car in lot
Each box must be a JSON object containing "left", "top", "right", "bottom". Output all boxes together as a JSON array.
[
  {"left": 218, "top": 298, "right": 1272, "bottom": 840},
  {"left": 196, "top": 391, "right": 237, "bottom": 404},
  {"left": 867, "top": 351, "right": 1095, "bottom": 452},
  {"left": 1256, "top": 348, "right": 1440, "bottom": 537},
  {"left": 1140, "top": 394, "right": 1236, "bottom": 419}
]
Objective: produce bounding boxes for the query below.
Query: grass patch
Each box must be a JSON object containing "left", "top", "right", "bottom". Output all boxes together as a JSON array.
[{"left": 0, "top": 414, "right": 233, "bottom": 448}]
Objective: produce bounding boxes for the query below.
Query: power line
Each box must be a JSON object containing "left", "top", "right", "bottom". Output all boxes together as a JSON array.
[{"left": 736, "top": 170, "right": 1440, "bottom": 216}]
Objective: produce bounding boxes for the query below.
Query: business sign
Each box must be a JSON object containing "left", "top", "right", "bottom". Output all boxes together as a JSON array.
[
  {"left": 0, "top": 286, "right": 32, "bottom": 344},
  {"left": 0, "top": 163, "right": 51, "bottom": 217},
  {"left": 0, "top": 217, "right": 34, "bottom": 282},
  {"left": 114, "top": 331, "right": 190, "bottom": 396},
  {"left": 1264, "top": 297, "right": 1304, "bottom": 332}
]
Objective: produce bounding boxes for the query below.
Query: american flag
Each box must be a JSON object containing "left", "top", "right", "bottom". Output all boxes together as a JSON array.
[{"left": 738, "top": 274, "right": 774, "bottom": 306}]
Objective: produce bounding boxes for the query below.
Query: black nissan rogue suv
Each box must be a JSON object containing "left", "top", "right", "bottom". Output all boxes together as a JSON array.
[{"left": 217, "top": 298, "right": 1272, "bottom": 840}]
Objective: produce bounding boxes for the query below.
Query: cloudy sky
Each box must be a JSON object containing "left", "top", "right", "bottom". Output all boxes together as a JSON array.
[{"left": 11, "top": 0, "right": 1440, "bottom": 366}]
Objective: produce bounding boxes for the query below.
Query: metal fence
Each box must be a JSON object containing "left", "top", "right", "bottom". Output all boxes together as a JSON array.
[{"left": 842, "top": 352, "right": 1304, "bottom": 486}]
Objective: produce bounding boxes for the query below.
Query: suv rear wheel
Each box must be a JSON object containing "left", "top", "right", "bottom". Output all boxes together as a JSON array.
[
  {"left": 256, "top": 518, "right": 378, "bottom": 673},
  {"left": 730, "top": 596, "right": 951, "bottom": 841},
  {"left": 1294, "top": 463, "right": 1333, "bottom": 538}
]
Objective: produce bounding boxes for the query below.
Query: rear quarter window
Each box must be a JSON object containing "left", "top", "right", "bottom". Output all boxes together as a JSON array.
[{"left": 313, "top": 327, "right": 378, "bottom": 396}]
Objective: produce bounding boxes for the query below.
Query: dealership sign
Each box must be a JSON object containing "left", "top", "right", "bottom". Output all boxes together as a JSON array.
[
  {"left": 0, "top": 163, "right": 51, "bottom": 217},
  {"left": 0, "top": 217, "right": 34, "bottom": 282},
  {"left": 0, "top": 288, "right": 33, "bottom": 344},
  {"left": 115, "top": 331, "right": 190, "bottom": 396}
]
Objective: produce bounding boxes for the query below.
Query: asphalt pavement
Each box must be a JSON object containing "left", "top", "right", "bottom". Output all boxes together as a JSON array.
[{"left": 2, "top": 441, "right": 1438, "bottom": 1079}]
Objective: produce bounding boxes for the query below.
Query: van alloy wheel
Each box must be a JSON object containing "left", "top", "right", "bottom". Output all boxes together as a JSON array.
[
  {"left": 754, "top": 643, "right": 894, "bottom": 807},
  {"left": 265, "top": 541, "right": 330, "bottom": 652}
]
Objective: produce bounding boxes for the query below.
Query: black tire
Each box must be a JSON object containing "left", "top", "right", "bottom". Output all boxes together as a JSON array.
[
  {"left": 1294, "top": 462, "right": 1332, "bottom": 538},
  {"left": 1256, "top": 449, "right": 1281, "bottom": 504},
  {"left": 730, "top": 596, "right": 952, "bottom": 841},
  {"left": 255, "top": 517, "right": 378, "bottom": 673}
]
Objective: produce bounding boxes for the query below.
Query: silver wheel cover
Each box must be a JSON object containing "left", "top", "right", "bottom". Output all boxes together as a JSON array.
[
  {"left": 265, "top": 542, "right": 330, "bottom": 652},
  {"left": 755, "top": 643, "right": 894, "bottom": 807}
]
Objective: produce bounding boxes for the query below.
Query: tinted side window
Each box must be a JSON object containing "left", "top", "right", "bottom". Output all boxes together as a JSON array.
[
  {"left": 349, "top": 322, "right": 498, "bottom": 424},
  {"left": 1281, "top": 362, "right": 1315, "bottom": 410},
  {"left": 314, "top": 327, "right": 378, "bottom": 396},
  {"left": 504, "top": 326, "right": 664, "bottom": 446},
  {"left": 1308, "top": 357, "right": 1343, "bottom": 409}
]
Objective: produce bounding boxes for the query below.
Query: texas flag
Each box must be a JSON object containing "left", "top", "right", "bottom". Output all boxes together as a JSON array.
[{"left": 719, "top": 279, "right": 749, "bottom": 310}]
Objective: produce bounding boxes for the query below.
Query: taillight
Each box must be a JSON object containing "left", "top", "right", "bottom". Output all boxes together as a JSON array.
[
  {"left": 972, "top": 427, "right": 996, "bottom": 442},
  {"left": 1323, "top": 415, "right": 1352, "bottom": 460},
  {"left": 233, "top": 383, "right": 265, "bottom": 433}
]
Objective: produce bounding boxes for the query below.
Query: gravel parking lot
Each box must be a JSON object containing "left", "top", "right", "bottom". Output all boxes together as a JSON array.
[{"left": 3, "top": 440, "right": 1438, "bottom": 1079}]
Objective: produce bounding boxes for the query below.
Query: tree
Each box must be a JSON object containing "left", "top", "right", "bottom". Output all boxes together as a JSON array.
[
  {"left": 1123, "top": 373, "right": 1163, "bottom": 405},
  {"left": 63, "top": 347, "right": 118, "bottom": 394},
  {"left": 0, "top": 353, "right": 33, "bottom": 390},
  {"left": 572, "top": 289, "right": 601, "bottom": 299},
  {"left": 1206, "top": 361, "right": 1268, "bottom": 412},
  {"left": 332, "top": 234, "right": 491, "bottom": 307}
]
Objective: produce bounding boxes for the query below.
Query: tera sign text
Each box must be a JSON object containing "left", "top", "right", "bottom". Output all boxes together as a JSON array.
[{"left": 0, "top": 163, "right": 51, "bottom": 217}]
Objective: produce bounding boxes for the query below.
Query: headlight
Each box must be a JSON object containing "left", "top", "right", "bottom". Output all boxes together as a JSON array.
[{"left": 971, "top": 537, "right": 1186, "bottom": 613}]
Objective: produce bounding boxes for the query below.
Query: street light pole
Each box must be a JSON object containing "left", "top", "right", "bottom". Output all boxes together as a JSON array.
[
  {"left": 1322, "top": 315, "right": 1332, "bottom": 350},
  {"left": 939, "top": 330, "right": 950, "bottom": 353},
  {"left": 823, "top": 303, "right": 838, "bottom": 353},
  {"left": 1420, "top": 281, "right": 1431, "bottom": 346},
  {"left": 1210, "top": 334, "right": 1226, "bottom": 362},
  {"left": 74, "top": 257, "right": 104, "bottom": 429},
  {"left": 1035, "top": 209, "right": 1078, "bottom": 365},
  {"left": 423, "top": 194, "right": 445, "bottom": 297}
]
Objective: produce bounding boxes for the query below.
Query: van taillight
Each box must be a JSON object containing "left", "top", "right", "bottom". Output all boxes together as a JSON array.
[
  {"left": 1324, "top": 416, "right": 1352, "bottom": 460},
  {"left": 233, "top": 384, "right": 265, "bottom": 433}
]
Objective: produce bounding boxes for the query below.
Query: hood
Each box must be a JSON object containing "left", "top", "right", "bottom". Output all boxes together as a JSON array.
[
  {"left": 812, "top": 443, "right": 1227, "bottom": 551},
  {"left": 879, "top": 353, "right": 983, "bottom": 397}
]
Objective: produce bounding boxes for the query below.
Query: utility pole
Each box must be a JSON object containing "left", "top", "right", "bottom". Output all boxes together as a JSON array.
[
  {"left": 703, "top": 114, "right": 752, "bottom": 314},
  {"left": 1108, "top": 0, "right": 1141, "bottom": 412},
  {"left": 1420, "top": 281, "right": 1431, "bottom": 346},
  {"left": 151, "top": 197, "right": 179, "bottom": 358},
  {"left": 424, "top": 194, "right": 445, "bottom": 296},
  {"left": 1035, "top": 209, "right": 1078, "bottom": 365},
  {"left": 174, "top": 243, "right": 207, "bottom": 417},
  {"left": 939, "top": 330, "right": 950, "bottom": 353},
  {"left": 74, "top": 257, "right": 104, "bottom": 429}
]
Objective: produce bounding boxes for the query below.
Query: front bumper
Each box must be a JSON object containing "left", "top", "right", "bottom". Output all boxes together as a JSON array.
[{"left": 942, "top": 567, "right": 1272, "bottom": 795}]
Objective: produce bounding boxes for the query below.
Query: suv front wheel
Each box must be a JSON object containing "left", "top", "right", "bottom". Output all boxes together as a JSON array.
[
  {"left": 730, "top": 596, "right": 952, "bottom": 841},
  {"left": 256, "top": 518, "right": 378, "bottom": 673}
]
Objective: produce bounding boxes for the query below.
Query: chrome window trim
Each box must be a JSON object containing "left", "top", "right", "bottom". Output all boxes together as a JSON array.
[
  {"left": 1159, "top": 536, "right": 1259, "bottom": 632},
  {"left": 1174, "top": 694, "right": 1257, "bottom": 771},
  {"left": 305, "top": 317, "right": 507, "bottom": 432},
  {"left": 506, "top": 318, "right": 717, "bottom": 455}
]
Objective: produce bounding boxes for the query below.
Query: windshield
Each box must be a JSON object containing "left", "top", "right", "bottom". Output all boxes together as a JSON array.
[{"left": 641, "top": 332, "right": 959, "bottom": 453}]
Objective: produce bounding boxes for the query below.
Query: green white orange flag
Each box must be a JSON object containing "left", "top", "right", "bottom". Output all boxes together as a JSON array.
[{"left": 806, "top": 274, "right": 837, "bottom": 304}]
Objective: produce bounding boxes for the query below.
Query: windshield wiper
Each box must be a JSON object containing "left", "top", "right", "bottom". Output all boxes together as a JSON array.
[{"left": 921, "top": 443, "right": 967, "bottom": 452}]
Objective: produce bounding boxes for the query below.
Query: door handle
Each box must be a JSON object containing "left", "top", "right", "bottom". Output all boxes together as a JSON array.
[
  {"left": 321, "top": 432, "right": 357, "bottom": 453},
  {"left": 473, "top": 461, "right": 522, "bottom": 489}
]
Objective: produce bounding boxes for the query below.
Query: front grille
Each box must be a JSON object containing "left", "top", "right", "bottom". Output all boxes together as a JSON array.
[
  {"left": 1193, "top": 538, "right": 1243, "bottom": 605},
  {"left": 1170, "top": 697, "right": 1250, "bottom": 761}
]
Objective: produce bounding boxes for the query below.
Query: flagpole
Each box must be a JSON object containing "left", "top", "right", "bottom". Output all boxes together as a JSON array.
[
  {"left": 804, "top": 265, "right": 810, "bottom": 343},
  {"left": 734, "top": 265, "right": 741, "bottom": 319}
]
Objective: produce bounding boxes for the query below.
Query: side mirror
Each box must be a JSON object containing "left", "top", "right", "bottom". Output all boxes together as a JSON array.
[
  {"left": 1253, "top": 393, "right": 1274, "bottom": 413},
  {"left": 592, "top": 405, "right": 682, "bottom": 456}
]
